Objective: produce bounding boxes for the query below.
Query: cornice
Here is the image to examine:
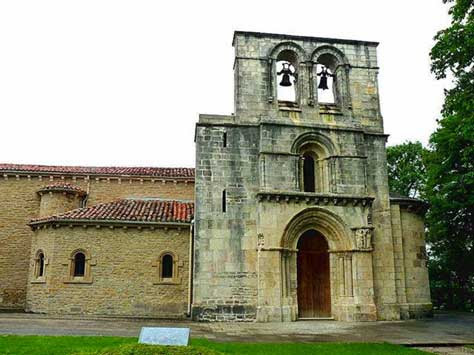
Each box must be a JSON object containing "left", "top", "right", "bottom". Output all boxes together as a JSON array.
[{"left": 256, "top": 191, "right": 374, "bottom": 207}]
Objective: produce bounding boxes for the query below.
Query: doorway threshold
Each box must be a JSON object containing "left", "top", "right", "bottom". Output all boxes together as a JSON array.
[{"left": 298, "top": 317, "right": 334, "bottom": 321}]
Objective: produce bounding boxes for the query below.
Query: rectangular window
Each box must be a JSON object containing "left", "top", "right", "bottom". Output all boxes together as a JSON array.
[
  {"left": 223, "top": 132, "right": 227, "bottom": 148},
  {"left": 222, "top": 190, "right": 226, "bottom": 213}
]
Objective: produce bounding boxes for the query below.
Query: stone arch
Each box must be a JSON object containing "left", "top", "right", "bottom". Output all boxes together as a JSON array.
[
  {"left": 268, "top": 41, "right": 308, "bottom": 62},
  {"left": 291, "top": 131, "right": 337, "bottom": 156},
  {"left": 292, "top": 132, "right": 337, "bottom": 193},
  {"left": 67, "top": 248, "right": 92, "bottom": 281},
  {"left": 311, "top": 45, "right": 349, "bottom": 69},
  {"left": 156, "top": 250, "right": 180, "bottom": 283},
  {"left": 281, "top": 207, "right": 352, "bottom": 251}
]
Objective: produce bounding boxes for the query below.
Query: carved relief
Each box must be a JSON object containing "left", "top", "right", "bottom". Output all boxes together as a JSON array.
[{"left": 354, "top": 228, "right": 372, "bottom": 250}]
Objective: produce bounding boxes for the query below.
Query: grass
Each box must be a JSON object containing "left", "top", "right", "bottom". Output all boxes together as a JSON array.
[
  {"left": 0, "top": 335, "right": 134, "bottom": 355},
  {"left": 0, "top": 335, "right": 430, "bottom": 355}
]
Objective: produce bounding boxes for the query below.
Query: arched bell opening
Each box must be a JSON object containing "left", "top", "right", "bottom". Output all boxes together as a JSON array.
[
  {"left": 296, "top": 229, "right": 331, "bottom": 318},
  {"left": 311, "top": 46, "right": 350, "bottom": 108},
  {"left": 276, "top": 49, "right": 299, "bottom": 107},
  {"left": 316, "top": 53, "right": 339, "bottom": 104}
]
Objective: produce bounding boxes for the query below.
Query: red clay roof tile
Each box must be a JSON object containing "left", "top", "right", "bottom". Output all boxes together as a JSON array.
[
  {"left": 0, "top": 163, "right": 194, "bottom": 179},
  {"left": 30, "top": 198, "right": 194, "bottom": 226}
]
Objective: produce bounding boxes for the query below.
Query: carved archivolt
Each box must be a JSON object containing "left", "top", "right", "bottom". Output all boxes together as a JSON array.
[{"left": 281, "top": 207, "right": 352, "bottom": 251}]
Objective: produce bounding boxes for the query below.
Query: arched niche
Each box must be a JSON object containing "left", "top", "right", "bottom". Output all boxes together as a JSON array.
[{"left": 291, "top": 132, "right": 337, "bottom": 192}]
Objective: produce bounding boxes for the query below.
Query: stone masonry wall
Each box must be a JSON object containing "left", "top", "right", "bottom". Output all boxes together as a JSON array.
[
  {"left": 232, "top": 32, "right": 382, "bottom": 133},
  {"left": 0, "top": 173, "right": 193, "bottom": 310},
  {"left": 364, "top": 134, "right": 400, "bottom": 320},
  {"left": 400, "top": 207, "right": 432, "bottom": 317},
  {"left": 39, "top": 192, "right": 84, "bottom": 218},
  {"left": 193, "top": 123, "right": 260, "bottom": 321},
  {"left": 26, "top": 226, "right": 190, "bottom": 317}
]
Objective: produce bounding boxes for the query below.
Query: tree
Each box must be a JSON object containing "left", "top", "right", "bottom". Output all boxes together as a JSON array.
[
  {"left": 386, "top": 141, "right": 428, "bottom": 198},
  {"left": 427, "top": 0, "right": 474, "bottom": 310}
]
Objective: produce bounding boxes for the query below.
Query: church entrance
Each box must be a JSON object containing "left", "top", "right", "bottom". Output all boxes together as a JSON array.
[{"left": 297, "top": 229, "right": 331, "bottom": 318}]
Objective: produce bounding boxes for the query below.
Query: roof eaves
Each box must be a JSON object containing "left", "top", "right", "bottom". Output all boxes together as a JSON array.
[{"left": 29, "top": 219, "right": 192, "bottom": 230}]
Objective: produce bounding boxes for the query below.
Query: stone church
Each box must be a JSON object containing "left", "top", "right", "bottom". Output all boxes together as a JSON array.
[{"left": 0, "top": 31, "right": 431, "bottom": 322}]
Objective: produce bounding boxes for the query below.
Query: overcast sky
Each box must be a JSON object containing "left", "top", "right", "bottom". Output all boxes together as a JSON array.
[{"left": 0, "top": 1, "right": 451, "bottom": 168}]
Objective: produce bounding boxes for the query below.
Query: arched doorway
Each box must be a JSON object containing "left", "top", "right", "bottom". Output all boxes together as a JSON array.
[{"left": 297, "top": 229, "right": 331, "bottom": 318}]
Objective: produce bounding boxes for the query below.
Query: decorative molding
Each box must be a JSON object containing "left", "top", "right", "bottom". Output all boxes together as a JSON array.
[
  {"left": 29, "top": 220, "right": 192, "bottom": 231},
  {"left": 0, "top": 171, "right": 194, "bottom": 184},
  {"left": 256, "top": 191, "right": 374, "bottom": 207}
]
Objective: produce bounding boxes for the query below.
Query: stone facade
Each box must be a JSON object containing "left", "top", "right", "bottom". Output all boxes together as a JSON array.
[
  {"left": 0, "top": 169, "right": 193, "bottom": 311},
  {"left": 192, "top": 31, "right": 431, "bottom": 322},
  {"left": 0, "top": 31, "right": 431, "bottom": 322},
  {"left": 26, "top": 224, "right": 191, "bottom": 318}
]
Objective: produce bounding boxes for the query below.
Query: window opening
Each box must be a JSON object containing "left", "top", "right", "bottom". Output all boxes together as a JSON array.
[
  {"left": 162, "top": 254, "right": 173, "bottom": 278},
  {"left": 38, "top": 253, "right": 45, "bottom": 277},
  {"left": 73, "top": 252, "right": 85, "bottom": 277},
  {"left": 223, "top": 132, "right": 227, "bottom": 148},
  {"left": 222, "top": 190, "right": 226, "bottom": 213},
  {"left": 303, "top": 154, "right": 316, "bottom": 192}
]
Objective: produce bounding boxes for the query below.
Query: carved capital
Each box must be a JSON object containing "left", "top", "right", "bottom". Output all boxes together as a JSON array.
[{"left": 353, "top": 227, "right": 373, "bottom": 251}]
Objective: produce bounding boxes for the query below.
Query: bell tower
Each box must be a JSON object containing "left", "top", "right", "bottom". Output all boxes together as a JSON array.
[
  {"left": 193, "top": 31, "right": 427, "bottom": 322},
  {"left": 232, "top": 31, "right": 382, "bottom": 133}
]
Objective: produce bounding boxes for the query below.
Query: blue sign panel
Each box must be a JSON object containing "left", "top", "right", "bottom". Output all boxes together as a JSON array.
[{"left": 138, "top": 327, "right": 190, "bottom": 346}]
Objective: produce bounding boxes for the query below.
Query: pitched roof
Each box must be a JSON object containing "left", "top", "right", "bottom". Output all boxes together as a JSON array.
[
  {"left": 37, "top": 183, "right": 87, "bottom": 196},
  {"left": 30, "top": 198, "right": 194, "bottom": 226},
  {"left": 0, "top": 163, "right": 195, "bottom": 179}
]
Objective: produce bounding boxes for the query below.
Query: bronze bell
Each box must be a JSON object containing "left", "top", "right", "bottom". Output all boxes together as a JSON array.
[
  {"left": 278, "top": 62, "right": 295, "bottom": 87},
  {"left": 280, "top": 73, "right": 292, "bottom": 87},
  {"left": 317, "top": 66, "right": 332, "bottom": 90}
]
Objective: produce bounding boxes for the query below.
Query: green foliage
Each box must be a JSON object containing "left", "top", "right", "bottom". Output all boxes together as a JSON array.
[
  {"left": 0, "top": 336, "right": 430, "bottom": 355},
  {"left": 386, "top": 142, "right": 428, "bottom": 198},
  {"left": 427, "top": 0, "right": 474, "bottom": 311}
]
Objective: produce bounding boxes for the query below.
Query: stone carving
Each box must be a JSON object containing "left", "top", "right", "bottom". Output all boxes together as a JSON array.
[
  {"left": 257, "top": 233, "right": 265, "bottom": 249},
  {"left": 354, "top": 228, "right": 372, "bottom": 250}
]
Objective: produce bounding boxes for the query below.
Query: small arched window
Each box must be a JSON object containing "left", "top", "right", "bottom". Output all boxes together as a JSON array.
[
  {"left": 303, "top": 154, "right": 316, "bottom": 192},
  {"left": 161, "top": 254, "right": 173, "bottom": 279},
  {"left": 73, "top": 252, "right": 86, "bottom": 277},
  {"left": 34, "top": 250, "right": 45, "bottom": 279},
  {"left": 38, "top": 253, "right": 45, "bottom": 277}
]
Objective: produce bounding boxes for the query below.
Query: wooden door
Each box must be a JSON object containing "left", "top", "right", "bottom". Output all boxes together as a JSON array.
[{"left": 297, "top": 230, "right": 331, "bottom": 318}]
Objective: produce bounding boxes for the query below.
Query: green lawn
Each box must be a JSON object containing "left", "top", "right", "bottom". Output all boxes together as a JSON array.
[{"left": 0, "top": 335, "right": 430, "bottom": 355}]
